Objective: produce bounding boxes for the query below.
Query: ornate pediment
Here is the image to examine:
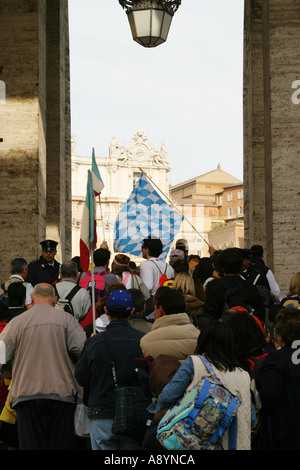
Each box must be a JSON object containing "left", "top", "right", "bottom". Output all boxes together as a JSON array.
[{"left": 109, "top": 129, "right": 169, "bottom": 167}]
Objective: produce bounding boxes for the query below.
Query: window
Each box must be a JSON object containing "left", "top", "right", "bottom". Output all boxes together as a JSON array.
[
  {"left": 227, "top": 207, "right": 233, "bottom": 217},
  {"left": 227, "top": 192, "right": 233, "bottom": 201},
  {"left": 238, "top": 190, "right": 243, "bottom": 199},
  {"left": 133, "top": 172, "right": 141, "bottom": 189},
  {"left": 237, "top": 206, "right": 243, "bottom": 215}
]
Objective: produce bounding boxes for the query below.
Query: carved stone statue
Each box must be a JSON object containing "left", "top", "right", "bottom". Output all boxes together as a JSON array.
[{"left": 109, "top": 136, "right": 118, "bottom": 158}]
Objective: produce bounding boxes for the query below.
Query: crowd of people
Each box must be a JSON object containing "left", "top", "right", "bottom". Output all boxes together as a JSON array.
[{"left": 0, "top": 237, "right": 300, "bottom": 451}]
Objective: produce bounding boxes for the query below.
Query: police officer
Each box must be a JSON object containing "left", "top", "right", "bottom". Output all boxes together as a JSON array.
[{"left": 27, "top": 240, "right": 60, "bottom": 287}]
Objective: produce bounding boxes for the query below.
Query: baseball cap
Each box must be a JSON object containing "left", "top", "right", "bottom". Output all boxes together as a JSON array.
[
  {"left": 106, "top": 290, "right": 133, "bottom": 313},
  {"left": 176, "top": 239, "right": 189, "bottom": 251},
  {"left": 169, "top": 249, "right": 185, "bottom": 263}
]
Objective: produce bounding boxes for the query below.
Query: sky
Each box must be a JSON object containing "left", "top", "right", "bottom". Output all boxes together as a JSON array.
[{"left": 69, "top": 0, "right": 244, "bottom": 187}]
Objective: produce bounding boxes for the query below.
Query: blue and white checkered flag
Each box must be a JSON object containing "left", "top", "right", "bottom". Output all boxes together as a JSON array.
[{"left": 114, "top": 173, "right": 183, "bottom": 259}]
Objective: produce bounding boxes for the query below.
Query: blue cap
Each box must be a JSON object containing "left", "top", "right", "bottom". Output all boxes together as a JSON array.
[{"left": 106, "top": 290, "right": 133, "bottom": 313}]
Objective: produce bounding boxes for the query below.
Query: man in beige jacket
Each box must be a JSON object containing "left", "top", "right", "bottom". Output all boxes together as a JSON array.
[
  {"left": 0, "top": 283, "right": 86, "bottom": 450},
  {"left": 140, "top": 287, "right": 200, "bottom": 362}
]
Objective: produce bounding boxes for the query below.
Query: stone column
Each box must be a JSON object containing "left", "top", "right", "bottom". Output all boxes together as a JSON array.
[
  {"left": 46, "top": 0, "right": 71, "bottom": 261},
  {"left": 0, "top": 0, "right": 71, "bottom": 281},
  {"left": 243, "top": 0, "right": 266, "bottom": 248},
  {"left": 244, "top": 0, "right": 300, "bottom": 292}
]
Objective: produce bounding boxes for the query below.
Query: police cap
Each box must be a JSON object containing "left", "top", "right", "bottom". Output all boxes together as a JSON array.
[{"left": 40, "top": 239, "right": 58, "bottom": 252}]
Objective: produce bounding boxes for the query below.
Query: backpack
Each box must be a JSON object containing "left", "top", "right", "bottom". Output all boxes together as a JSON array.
[
  {"left": 280, "top": 296, "right": 300, "bottom": 309},
  {"left": 156, "top": 355, "right": 241, "bottom": 450},
  {"left": 161, "top": 278, "right": 174, "bottom": 288},
  {"left": 54, "top": 284, "right": 81, "bottom": 316},
  {"left": 0, "top": 283, "right": 8, "bottom": 308},
  {"left": 150, "top": 260, "right": 169, "bottom": 287},
  {"left": 0, "top": 280, "right": 29, "bottom": 308},
  {"left": 252, "top": 277, "right": 273, "bottom": 309},
  {"left": 79, "top": 271, "right": 108, "bottom": 302},
  {"left": 246, "top": 266, "right": 273, "bottom": 308}
]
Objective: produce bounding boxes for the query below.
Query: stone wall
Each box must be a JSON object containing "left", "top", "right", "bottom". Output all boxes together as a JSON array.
[
  {"left": 0, "top": 0, "right": 71, "bottom": 282},
  {"left": 244, "top": 0, "right": 300, "bottom": 293}
]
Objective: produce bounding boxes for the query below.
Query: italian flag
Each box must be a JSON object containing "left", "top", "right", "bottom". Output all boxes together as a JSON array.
[
  {"left": 80, "top": 170, "right": 97, "bottom": 273},
  {"left": 91, "top": 147, "right": 104, "bottom": 196}
]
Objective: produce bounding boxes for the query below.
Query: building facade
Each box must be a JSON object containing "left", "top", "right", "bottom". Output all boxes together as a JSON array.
[
  {"left": 72, "top": 140, "right": 244, "bottom": 264},
  {"left": 72, "top": 130, "right": 170, "bottom": 263},
  {"left": 170, "top": 165, "right": 244, "bottom": 256}
]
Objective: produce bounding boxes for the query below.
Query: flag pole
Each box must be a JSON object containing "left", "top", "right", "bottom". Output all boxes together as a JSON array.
[
  {"left": 98, "top": 195, "right": 106, "bottom": 242},
  {"left": 91, "top": 147, "right": 105, "bottom": 242},
  {"left": 138, "top": 167, "right": 210, "bottom": 247},
  {"left": 90, "top": 244, "right": 96, "bottom": 335}
]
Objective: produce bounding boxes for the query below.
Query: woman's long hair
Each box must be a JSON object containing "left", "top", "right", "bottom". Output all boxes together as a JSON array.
[
  {"left": 172, "top": 272, "right": 196, "bottom": 297},
  {"left": 195, "top": 320, "right": 241, "bottom": 372},
  {"left": 225, "top": 312, "right": 267, "bottom": 372},
  {"left": 287, "top": 272, "right": 300, "bottom": 297}
]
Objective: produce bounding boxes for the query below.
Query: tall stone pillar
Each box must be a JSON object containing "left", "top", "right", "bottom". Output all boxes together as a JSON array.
[
  {"left": 46, "top": 0, "right": 71, "bottom": 261},
  {"left": 0, "top": 0, "right": 71, "bottom": 281},
  {"left": 244, "top": 0, "right": 300, "bottom": 292}
]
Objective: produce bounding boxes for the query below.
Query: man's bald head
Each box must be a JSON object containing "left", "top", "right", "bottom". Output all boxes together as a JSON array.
[{"left": 31, "top": 283, "right": 56, "bottom": 306}]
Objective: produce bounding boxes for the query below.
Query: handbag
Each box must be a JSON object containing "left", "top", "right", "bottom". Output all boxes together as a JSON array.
[
  {"left": 74, "top": 402, "right": 90, "bottom": 438},
  {"left": 131, "top": 274, "right": 151, "bottom": 300},
  {"left": 103, "top": 331, "right": 150, "bottom": 441}
]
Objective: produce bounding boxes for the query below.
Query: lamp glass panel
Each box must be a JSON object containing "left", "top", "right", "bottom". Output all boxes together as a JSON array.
[
  {"left": 131, "top": 10, "right": 152, "bottom": 38},
  {"left": 150, "top": 9, "right": 164, "bottom": 37},
  {"left": 160, "top": 12, "right": 172, "bottom": 41}
]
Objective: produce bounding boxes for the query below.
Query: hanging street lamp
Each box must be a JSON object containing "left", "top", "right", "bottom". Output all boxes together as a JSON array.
[{"left": 118, "top": 0, "right": 182, "bottom": 48}]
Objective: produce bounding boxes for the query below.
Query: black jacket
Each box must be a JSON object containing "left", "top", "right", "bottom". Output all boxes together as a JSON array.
[
  {"left": 27, "top": 256, "right": 60, "bottom": 286},
  {"left": 256, "top": 346, "right": 300, "bottom": 450},
  {"left": 75, "top": 319, "right": 145, "bottom": 419},
  {"left": 204, "top": 275, "right": 265, "bottom": 321},
  {"left": 244, "top": 257, "right": 270, "bottom": 288}
]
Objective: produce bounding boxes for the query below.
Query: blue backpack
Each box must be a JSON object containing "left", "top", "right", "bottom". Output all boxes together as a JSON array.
[{"left": 156, "top": 355, "right": 241, "bottom": 450}]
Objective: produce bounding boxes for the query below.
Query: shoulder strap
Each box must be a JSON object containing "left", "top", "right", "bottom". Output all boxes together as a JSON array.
[
  {"left": 150, "top": 260, "right": 169, "bottom": 276},
  {"left": 149, "top": 260, "right": 163, "bottom": 275},
  {"left": 54, "top": 284, "right": 81, "bottom": 302},
  {"left": 188, "top": 355, "right": 217, "bottom": 391},
  {"left": 131, "top": 274, "right": 139, "bottom": 288},
  {"left": 53, "top": 284, "right": 59, "bottom": 300},
  {"left": 198, "top": 355, "right": 223, "bottom": 383},
  {"left": 103, "top": 331, "right": 119, "bottom": 390},
  {"left": 65, "top": 285, "right": 81, "bottom": 302},
  {"left": 198, "top": 355, "right": 215, "bottom": 374},
  {"left": 122, "top": 272, "right": 131, "bottom": 285}
]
